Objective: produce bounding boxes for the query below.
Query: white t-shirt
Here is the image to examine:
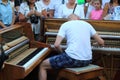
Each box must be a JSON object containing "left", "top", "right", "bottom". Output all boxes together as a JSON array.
[
  {"left": 57, "top": 4, "right": 85, "bottom": 19},
  {"left": 19, "top": 2, "right": 43, "bottom": 34},
  {"left": 58, "top": 20, "right": 96, "bottom": 60},
  {"left": 52, "top": 0, "right": 68, "bottom": 18},
  {"left": 37, "top": 0, "right": 54, "bottom": 11}
]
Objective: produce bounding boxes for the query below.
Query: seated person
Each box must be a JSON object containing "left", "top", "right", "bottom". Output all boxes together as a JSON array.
[
  {"left": 38, "top": 14, "right": 104, "bottom": 80},
  {"left": 89, "top": 0, "right": 103, "bottom": 20},
  {"left": 57, "top": 0, "right": 85, "bottom": 19},
  {"left": 0, "top": 0, "right": 15, "bottom": 29}
]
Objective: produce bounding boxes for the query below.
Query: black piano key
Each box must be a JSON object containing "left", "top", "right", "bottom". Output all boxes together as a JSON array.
[{"left": 17, "top": 48, "right": 43, "bottom": 66}]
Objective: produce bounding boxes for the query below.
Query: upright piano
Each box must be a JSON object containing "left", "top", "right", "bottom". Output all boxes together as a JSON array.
[
  {"left": 43, "top": 18, "right": 120, "bottom": 80},
  {"left": 0, "top": 22, "right": 51, "bottom": 80}
]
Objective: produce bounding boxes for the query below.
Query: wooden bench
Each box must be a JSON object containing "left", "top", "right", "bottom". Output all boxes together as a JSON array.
[{"left": 57, "top": 64, "right": 106, "bottom": 80}]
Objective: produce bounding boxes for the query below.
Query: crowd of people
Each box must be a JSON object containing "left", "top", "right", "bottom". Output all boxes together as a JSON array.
[
  {"left": 17, "top": 0, "right": 120, "bottom": 20},
  {"left": 0, "top": 0, "right": 120, "bottom": 40}
]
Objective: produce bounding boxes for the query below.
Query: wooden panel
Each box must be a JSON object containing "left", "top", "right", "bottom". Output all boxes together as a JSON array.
[
  {"left": 86, "top": 20, "right": 120, "bottom": 32},
  {"left": 43, "top": 19, "right": 120, "bottom": 33}
]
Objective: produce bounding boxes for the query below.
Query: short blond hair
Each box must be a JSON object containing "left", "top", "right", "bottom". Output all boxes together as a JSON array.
[{"left": 68, "top": 14, "right": 80, "bottom": 20}]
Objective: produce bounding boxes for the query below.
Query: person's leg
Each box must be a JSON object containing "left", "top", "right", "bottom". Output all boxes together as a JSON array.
[
  {"left": 38, "top": 53, "right": 67, "bottom": 80},
  {"left": 38, "top": 52, "right": 92, "bottom": 80},
  {"left": 39, "top": 58, "right": 52, "bottom": 80}
]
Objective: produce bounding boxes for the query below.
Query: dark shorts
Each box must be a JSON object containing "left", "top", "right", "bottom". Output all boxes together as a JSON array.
[{"left": 49, "top": 52, "right": 92, "bottom": 69}]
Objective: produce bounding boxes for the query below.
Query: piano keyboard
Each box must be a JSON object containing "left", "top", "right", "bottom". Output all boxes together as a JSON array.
[
  {"left": 23, "top": 48, "right": 49, "bottom": 69},
  {"left": 17, "top": 48, "right": 43, "bottom": 66},
  {"left": 45, "top": 32, "right": 120, "bottom": 39},
  {"left": 6, "top": 47, "right": 49, "bottom": 70},
  {"left": 50, "top": 44, "right": 120, "bottom": 52},
  {"left": 100, "top": 35, "right": 120, "bottom": 40}
]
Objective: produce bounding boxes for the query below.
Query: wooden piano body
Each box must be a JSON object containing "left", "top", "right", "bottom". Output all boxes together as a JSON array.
[
  {"left": 43, "top": 18, "right": 120, "bottom": 80},
  {"left": 0, "top": 23, "right": 51, "bottom": 80}
]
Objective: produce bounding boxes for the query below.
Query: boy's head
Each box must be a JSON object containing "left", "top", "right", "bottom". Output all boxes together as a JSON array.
[{"left": 68, "top": 14, "right": 80, "bottom": 20}]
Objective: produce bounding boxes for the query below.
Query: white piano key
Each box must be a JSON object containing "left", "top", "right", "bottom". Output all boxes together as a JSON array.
[{"left": 23, "top": 48, "right": 48, "bottom": 69}]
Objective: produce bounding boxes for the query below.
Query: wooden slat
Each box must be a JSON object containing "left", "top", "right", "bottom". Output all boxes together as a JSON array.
[
  {"left": 6, "top": 36, "right": 28, "bottom": 47},
  {"left": 7, "top": 48, "right": 37, "bottom": 65}
]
